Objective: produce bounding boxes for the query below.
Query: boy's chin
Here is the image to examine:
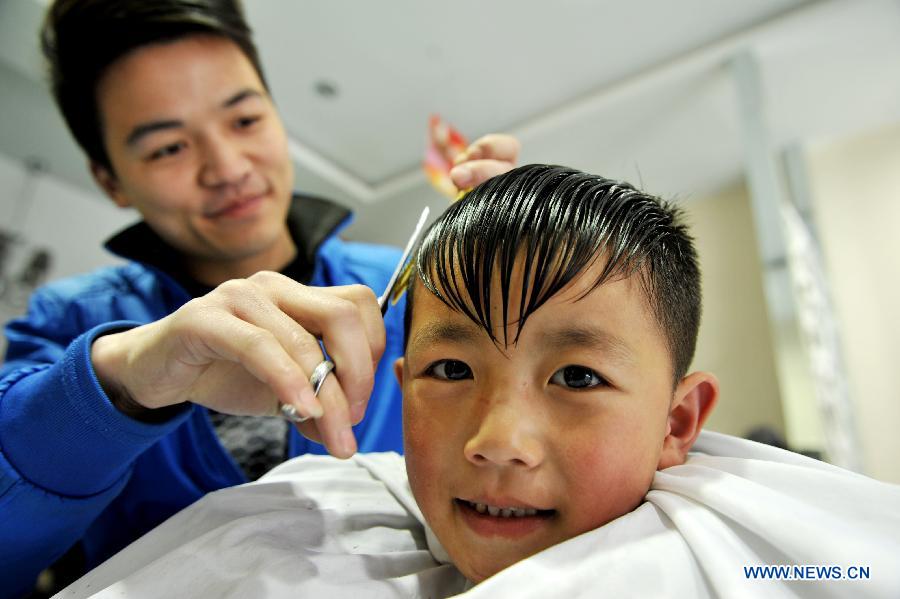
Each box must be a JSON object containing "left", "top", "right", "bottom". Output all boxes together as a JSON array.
[
  {"left": 450, "top": 531, "right": 566, "bottom": 584},
  {"left": 456, "top": 551, "right": 532, "bottom": 584}
]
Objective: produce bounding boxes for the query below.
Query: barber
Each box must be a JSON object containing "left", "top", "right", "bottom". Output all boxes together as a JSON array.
[{"left": 0, "top": 0, "right": 518, "bottom": 595}]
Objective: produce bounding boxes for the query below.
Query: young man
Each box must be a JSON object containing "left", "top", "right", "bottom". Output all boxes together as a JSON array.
[
  {"left": 58, "top": 165, "right": 900, "bottom": 598},
  {"left": 0, "top": 0, "right": 517, "bottom": 595}
]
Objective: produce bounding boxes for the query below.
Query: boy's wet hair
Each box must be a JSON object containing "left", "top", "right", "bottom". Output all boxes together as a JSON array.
[
  {"left": 40, "top": 0, "right": 268, "bottom": 172},
  {"left": 404, "top": 164, "right": 701, "bottom": 384}
]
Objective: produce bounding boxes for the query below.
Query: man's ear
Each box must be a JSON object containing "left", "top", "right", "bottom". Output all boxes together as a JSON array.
[
  {"left": 90, "top": 161, "right": 131, "bottom": 208},
  {"left": 657, "top": 371, "right": 719, "bottom": 470},
  {"left": 393, "top": 357, "right": 405, "bottom": 387}
]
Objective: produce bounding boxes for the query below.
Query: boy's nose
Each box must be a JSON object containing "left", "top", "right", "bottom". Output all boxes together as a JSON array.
[
  {"left": 463, "top": 397, "right": 544, "bottom": 469},
  {"left": 198, "top": 137, "right": 252, "bottom": 188}
]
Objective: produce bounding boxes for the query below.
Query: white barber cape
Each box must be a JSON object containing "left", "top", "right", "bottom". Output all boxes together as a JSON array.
[{"left": 58, "top": 431, "right": 900, "bottom": 598}]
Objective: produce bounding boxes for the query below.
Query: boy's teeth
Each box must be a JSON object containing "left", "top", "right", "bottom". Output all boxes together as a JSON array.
[{"left": 467, "top": 501, "right": 540, "bottom": 518}]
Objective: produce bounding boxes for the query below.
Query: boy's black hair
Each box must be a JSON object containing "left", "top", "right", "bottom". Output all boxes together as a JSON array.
[
  {"left": 404, "top": 164, "right": 702, "bottom": 384},
  {"left": 40, "top": 0, "right": 268, "bottom": 172}
]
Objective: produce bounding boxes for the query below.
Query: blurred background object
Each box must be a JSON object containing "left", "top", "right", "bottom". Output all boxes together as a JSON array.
[
  {"left": 1, "top": 0, "right": 897, "bottom": 481},
  {"left": 0, "top": 156, "right": 55, "bottom": 311}
]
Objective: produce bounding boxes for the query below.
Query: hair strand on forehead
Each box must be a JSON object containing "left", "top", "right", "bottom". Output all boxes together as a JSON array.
[{"left": 405, "top": 164, "right": 702, "bottom": 385}]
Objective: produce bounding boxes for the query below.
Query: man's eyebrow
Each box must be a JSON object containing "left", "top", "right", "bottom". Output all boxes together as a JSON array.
[
  {"left": 222, "top": 88, "right": 263, "bottom": 108},
  {"left": 126, "top": 120, "right": 183, "bottom": 147},
  {"left": 408, "top": 321, "right": 480, "bottom": 355},
  {"left": 125, "top": 89, "right": 264, "bottom": 147},
  {"left": 543, "top": 326, "right": 636, "bottom": 365}
]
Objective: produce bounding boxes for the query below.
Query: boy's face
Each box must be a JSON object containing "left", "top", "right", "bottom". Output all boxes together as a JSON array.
[
  {"left": 396, "top": 258, "right": 714, "bottom": 582},
  {"left": 93, "top": 34, "right": 295, "bottom": 280}
]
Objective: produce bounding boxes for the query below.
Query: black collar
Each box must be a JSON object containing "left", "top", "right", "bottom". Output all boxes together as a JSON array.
[{"left": 104, "top": 193, "right": 352, "bottom": 297}]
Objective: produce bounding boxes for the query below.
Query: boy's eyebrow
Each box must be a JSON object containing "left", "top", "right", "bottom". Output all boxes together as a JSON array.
[
  {"left": 408, "top": 322, "right": 480, "bottom": 355},
  {"left": 543, "top": 326, "right": 636, "bottom": 366},
  {"left": 125, "top": 88, "right": 264, "bottom": 147}
]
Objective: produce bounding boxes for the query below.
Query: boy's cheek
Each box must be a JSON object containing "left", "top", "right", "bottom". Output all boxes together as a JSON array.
[
  {"left": 561, "top": 435, "right": 660, "bottom": 529},
  {"left": 402, "top": 393, "right": 440, "bottom": 468},
  {"left": 407, "top": 378, "right": 463, "bottom": 404},
  {"left": 403, "top": 422, "right": 445, "bottom": 516},
  {"left": 404, "top": 389, "right": 457, "bottom": 484}
]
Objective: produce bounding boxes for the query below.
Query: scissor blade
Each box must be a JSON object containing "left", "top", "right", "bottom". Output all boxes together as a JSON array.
[{"left": 378, "top": 206, "right": 430, "bottom": 314}]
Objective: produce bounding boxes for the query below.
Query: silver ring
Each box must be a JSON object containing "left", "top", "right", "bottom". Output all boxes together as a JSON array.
[{"left": 280, "top": 359, "right": 334, "bottom": 423}]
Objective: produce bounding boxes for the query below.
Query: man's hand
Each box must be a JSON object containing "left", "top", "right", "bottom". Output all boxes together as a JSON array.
[
  {"left": 91, "top": 272, "right": 385, "bottom": 458},
  {"left": 449, "top": 133, "right": 520, "bottom": 190}
]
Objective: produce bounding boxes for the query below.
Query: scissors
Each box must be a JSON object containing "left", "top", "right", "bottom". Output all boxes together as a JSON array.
[{"left": 377, "top": 206, "right": 430, "bottom": 315}]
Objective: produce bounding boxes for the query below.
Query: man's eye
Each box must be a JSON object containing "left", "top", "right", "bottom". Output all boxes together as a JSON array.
[
  {"left": 550, "top": 365, "right": 607, "bottom": 390},
  {"left": 235, "top": 115, "right": 261, "bottom": 129},
  {"left": 426, "top": 359, "right": 472, "bottom": 381},
  {"left": 149, "top": 142, "right": 185, "bottom": 160}
]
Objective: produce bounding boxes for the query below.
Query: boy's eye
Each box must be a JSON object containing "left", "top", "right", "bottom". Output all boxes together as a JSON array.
[
  {"left": 148, "top": 142, "right": 186, "bottom": 161},
  {"left": 426, "top": 359, "right": 472, "bottom": 381},
  {"left": 550, "top": 365, "right": 607, "bottom": 390}
]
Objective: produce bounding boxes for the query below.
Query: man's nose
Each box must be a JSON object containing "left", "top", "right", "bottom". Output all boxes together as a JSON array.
[
  {"left": 463, "top": 392, "right": 544, "bottom": 469},
  {"left": 198, "top": 135, "right": 252, "bottom": 188}
]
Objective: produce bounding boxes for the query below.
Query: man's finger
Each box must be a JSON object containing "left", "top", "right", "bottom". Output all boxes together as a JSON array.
[
  {"left": 450, "top": 158, "right": 516, "bottom": 190},
  {"left": 294, "top": 369, "right": 357, "bottom": 458},
  {"left": 192, "top": 309, "right": 357, "bottom": 458},
  {"left": 263, "top": 280, "right": 383, "bottom": 410},
  {"left": 454, "top": 133, "right": 521, "bottom": 165},
  {"left": 187, "top": 310, "right": 325, "bottom": 419},
  {"left": 315, "top": 284, "right": 386, "bottom": 366}
]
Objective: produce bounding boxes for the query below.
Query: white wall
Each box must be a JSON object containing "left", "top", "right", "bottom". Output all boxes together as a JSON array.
[
  {"left": 805, "top": 123, "right": 900, "bottom": 483},
  {"left": 688, "top": 183, "right": 786, "bottom": 439},
  {"left": 0, "top": 151, "right": 134, "bottom": 355}
]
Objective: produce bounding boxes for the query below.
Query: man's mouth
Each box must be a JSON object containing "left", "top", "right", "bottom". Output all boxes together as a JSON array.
[{"left": 205, "top": 192, "right": 267, "bottom": 219}]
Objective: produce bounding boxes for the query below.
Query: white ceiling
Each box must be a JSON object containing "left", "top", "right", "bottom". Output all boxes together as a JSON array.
[
  {"left": 248, "top": 0, "right": 811, "bottom": 183},
  {"left": 2, "top": 0, "right": 900, "bottom": 245}
]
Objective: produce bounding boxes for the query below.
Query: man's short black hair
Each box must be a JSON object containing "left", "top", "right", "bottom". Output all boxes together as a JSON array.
[
  {"left": 40, "top": 0, "right": 268, "bottom": 172},
  {"left": 404, "top": 164, "right": 702, "bottom": 385}
]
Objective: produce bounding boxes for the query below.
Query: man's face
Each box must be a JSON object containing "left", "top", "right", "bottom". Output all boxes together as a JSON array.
[
  {"left": 94, "top": 34, "right": 294, "bottom": 279},
  {"left": 396, "top": 261, "right": 677, "bottom": 583}
]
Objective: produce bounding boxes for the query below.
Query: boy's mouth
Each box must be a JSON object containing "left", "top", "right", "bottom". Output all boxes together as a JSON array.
[
  {"left": 454, "top": 498, "right": 556, "bottom": 538},
  {"left": 456, "top": 498, "right": 555, "bottom": 518}
]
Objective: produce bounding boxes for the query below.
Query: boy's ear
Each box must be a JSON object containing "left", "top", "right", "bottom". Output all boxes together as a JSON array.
[
  {"left": 90, "top": 161, "right": 131, "bottom": 208},
  {"left": 657, "top": 371, "right": 719, "bottom": 470},
  {"left": 393, "top": 357, "right": 405, "bottom": 387}
]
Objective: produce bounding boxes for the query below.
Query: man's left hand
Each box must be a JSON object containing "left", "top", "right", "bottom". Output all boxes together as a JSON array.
[{"left": 449, "top": 133, "right": 520, "bottom": 190}]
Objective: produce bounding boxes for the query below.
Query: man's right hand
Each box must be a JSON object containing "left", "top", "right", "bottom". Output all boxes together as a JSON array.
[{"left": 90, "top": 271, "right": 385, "bottom": 458}]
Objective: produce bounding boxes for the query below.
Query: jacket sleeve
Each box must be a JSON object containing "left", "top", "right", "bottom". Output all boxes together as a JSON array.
[{"left": 0, "top": 290, "right": 191, "bottom": 598}]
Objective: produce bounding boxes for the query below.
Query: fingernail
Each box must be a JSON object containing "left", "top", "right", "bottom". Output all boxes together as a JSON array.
[
  {"left": 341, "top": 427, "right": 357, "bottom": 456},
  {"left": 452, "top": 165, "right": 472, "bottom": 187},
  {"left": 350, "top": 401, "right": 366, "bottom": 424},
  {"left": 299, "top": 389, "right": 324, "bottom": 419}
]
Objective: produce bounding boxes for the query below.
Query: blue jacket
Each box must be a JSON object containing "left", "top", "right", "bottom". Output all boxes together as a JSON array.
[{"left": 0, "top": 196, "right": 407, "bottom": 597}]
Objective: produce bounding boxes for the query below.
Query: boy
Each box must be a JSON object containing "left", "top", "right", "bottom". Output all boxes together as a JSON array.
[
  {"left": 397, "top": 163, "right": 717, "bottom": 582},
  {"left": 58, "top": 166, "right": 900, "bottom": 598}
]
